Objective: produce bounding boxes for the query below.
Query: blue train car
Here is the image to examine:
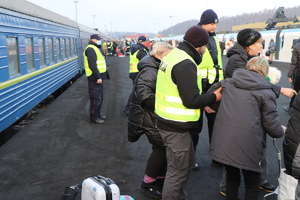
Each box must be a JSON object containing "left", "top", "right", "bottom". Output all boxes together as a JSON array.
[{"left": 0, "top": 0, "right": 107, "bottom": 133}]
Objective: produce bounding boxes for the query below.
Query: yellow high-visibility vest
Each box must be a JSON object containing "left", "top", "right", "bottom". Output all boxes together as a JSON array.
[
  {"left": 198, "top": 36, "right": 224, "bottom": 84},
  {"left": 129, "top": 48, "right": 148, "bottom": 73},
  {"left": 83, "top": 44, "right": 106, "bottom": 77},
  {"left": 155, "top": 48, "right": 202, "bottom": 122}
]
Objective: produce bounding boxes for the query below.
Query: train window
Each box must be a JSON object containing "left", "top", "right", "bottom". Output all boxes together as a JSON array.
[
  {"left": 25, "top": 37, "right": 34, "bottom": 71},
  {"left": 68, "top": 39, "right": 71, "bottom": 57},
  {"left": 38, "top": 38, "right": 46, "bottom": 67},
  {"left": 7, "top": 37, "right": 20, "bottom": 77},
  {"left": 63, "top": 39, "right": 66, "bottom": 59},
  {"left": 56, "top": 38, "right": 61, "bottom": 61},
  {"left": 292, "top": 39, "right": 298, "bottom": 49},
  {"left": 48, "top": 38, "right": 54, "bottom": 63},
  {"left": 74, "top": 39, "right": 77, "bottom": 56},
  {"left": 70, "top": 39, "right": 73, "bottom": 57}
]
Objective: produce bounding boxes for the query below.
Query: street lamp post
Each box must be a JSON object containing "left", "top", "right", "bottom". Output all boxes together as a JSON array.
[
  {"left": 73, "top": 0, "right": 79, "bottom": 23},
  {"left": 92, "top": 15, "right": 96, "bottom": 29},
  {"left": 169, "top": 16, "right": 174, "bottom": 35}
]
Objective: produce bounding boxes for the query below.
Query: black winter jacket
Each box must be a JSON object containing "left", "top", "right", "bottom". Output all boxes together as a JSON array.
[
  {"left": 127, "top": 55, "right": 160, "bottom": 142},
  {"left": 283, "top": 92, "right": 300, "bottom": 179},
  {"left": 224, "top": 42, "right": 281, "bottom": 98},
  {"left": 209, "top": 69, "right": 284, "bottom": 172},
  {"left": 288, "top": 42, "right": 300, "bottom": 78}
]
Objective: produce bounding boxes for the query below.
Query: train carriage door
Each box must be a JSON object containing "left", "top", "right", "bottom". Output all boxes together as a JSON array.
[{"left": 275, "top": 28, "right": 283, "bottom": 60}]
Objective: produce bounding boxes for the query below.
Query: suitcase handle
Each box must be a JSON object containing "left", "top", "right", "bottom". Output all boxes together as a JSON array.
[{"left": 95, "top": 175, "right": 114, "bottom": 185}]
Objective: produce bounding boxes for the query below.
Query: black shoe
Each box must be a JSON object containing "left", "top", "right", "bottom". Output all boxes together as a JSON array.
[
  {"left": 193, "top": 163, "right": 199, "bottom": 170},
  {"left": 283, "top": 106, "right": 290, "bottom": 113},
  {"left": 259, "top": 182, "right": 276, "bottom": 192},
  {"left": 90, "top": 118, "right": 105, "bottom": 124},
  {"left": 211, "top": 160, "right": 223, "bottom": 167},
  {"left": 140, "top": 182, "right": 162, "bottom": 199}
]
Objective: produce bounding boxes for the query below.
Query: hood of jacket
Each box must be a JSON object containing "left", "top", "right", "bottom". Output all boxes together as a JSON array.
[
  {"left": 227, "top": 42, "right": 253, "bottom": 61},
  {"left": 231, "top": 68, "right": 272, "bottom": 91},
  {"left": 137, "top": 55, "right": 160, "bottom": 72}
]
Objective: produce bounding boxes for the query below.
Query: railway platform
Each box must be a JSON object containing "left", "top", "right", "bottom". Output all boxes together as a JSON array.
[{"left": 0, "top": 55, "right": 293, "bottom": 200}]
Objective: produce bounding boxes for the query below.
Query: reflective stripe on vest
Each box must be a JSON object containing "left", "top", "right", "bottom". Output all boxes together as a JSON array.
[
  {"left": 155, "top": 48, "right": 202, "bottom": 122},
  {"left": 83, "top": 44, "right": 106, "bottom": 77},
  {"left": 198, "top": 36, "right": 224, "bottom": 84}
]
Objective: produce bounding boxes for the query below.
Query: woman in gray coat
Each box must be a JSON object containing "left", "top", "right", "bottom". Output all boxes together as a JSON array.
[{"left": 209, "top": 57, "right": 285, "bottom": 200}]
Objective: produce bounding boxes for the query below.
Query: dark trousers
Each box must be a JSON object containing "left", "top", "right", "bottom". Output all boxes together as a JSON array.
[
  {"left": 224, "top": 165, "right": 261, "bottom": 200},
  {"left": 145, "top": 131, "right": 167, "bottom": 178},
  {"left": 159, "top": 128, "right": 195, "bottom": 200},
  {"left": 88, "top": 79, "right": 103, "bottom": 121},
  {"left": 290, "top": 76, "right": 300, "bottom": 107}
]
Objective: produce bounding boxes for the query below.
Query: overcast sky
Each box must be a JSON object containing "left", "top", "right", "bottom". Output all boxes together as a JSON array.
[{"left": 26, "top": 0, "right": 299, "bottom": 34}]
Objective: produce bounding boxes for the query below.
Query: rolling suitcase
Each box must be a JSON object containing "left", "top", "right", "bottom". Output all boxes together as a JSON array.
[{"left": 82, "top": 175, "right": 120, "bottom": 200}]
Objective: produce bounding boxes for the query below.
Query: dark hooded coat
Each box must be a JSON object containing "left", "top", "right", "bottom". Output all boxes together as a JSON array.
[{"left": 209, "top": 69, "right": 284, "bottom": 172}]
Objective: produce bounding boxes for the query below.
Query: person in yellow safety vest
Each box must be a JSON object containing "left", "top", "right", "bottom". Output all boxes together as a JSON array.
[
  {"left": 125, "top": 39, "right": 131, "bottom": 55},
  {"left": 106, "top": 40, "right": 113, "bottom": 56},
  {"left": 123, "top": 36, "right": 149, "bottom": 115},
  {"left": 83, "top": 34, "right": 108, "bottom": 124},
  {"left": 189, "top": 9, "right": 224, "bottom": 170},
  {"left": 102, "top": 40, "right": 108, "bottom": 56},
  {"left": 155, "top": 25, "right": 222, "bottom": 200}
]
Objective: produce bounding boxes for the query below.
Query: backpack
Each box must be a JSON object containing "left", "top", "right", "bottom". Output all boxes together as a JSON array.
[{"left": 61, "top": 184, "right": 82, "bottom": 200}]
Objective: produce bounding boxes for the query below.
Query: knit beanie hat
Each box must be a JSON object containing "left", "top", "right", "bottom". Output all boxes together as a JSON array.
[
  {"left": 246, "top": 56, "right": 269, "bottom": 77},
  {"left": 183, "top": 25, "right": 209, "bottom": 48},
  {"left": 199, "top": 9, "right": 218, "bottom": 25},
  {"left": 237, "top": 29, "right": 261, "bottom": 47}
]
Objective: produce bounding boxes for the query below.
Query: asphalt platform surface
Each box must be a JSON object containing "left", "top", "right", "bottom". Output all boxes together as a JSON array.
[{"left": 0, "top": 55, "right": 294, "bottom": 200}]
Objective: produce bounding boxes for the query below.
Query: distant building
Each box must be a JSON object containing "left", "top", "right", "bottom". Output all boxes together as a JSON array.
[
  {"left": 125, "top": 34, "right": 149, "bottom": 41},
  {"left": 155, "top": 34, "right": 166, "bottom": 38}
]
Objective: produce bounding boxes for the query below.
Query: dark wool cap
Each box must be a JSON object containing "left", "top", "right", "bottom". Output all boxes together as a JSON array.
[
  {"left": 237, "top": 29, "right": 262, "bottom": 47},
  {"left": 138, "top": 36, "right": 146, "bottom": 42},
  {"left": 199, "top": 9, "right": 218, "bottom": 25},
  {"left": 183, "top": 25, "right": 209, "bottom": 48},
  {"left": 90, "top": 34, "right": 102, "bottom": 40}
]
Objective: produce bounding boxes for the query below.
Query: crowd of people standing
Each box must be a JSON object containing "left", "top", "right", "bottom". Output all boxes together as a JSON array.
[{"left": 83, "top": 8, "right": 299, "bottom": 200}]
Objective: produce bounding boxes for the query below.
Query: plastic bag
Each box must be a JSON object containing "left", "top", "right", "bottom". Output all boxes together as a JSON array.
[{"left": 278, "top": 168, "right": 298, "bottom": 200}]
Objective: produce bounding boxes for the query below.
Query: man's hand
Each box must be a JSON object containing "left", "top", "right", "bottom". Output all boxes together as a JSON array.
[
  {"left": 213, "top": 87, "right": 222, "bottom": 102},
  {"left": 203, "top": 106, "right": 216, "bottom": 114},
  {"left": 97, "top": 78, "right": 103, "bottom": 84}
]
